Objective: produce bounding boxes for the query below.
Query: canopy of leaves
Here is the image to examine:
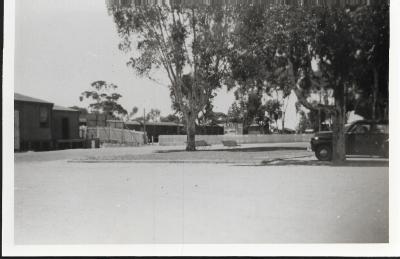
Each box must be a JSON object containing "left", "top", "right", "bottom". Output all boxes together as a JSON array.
[
  {"left": 160, "top": 113, "right": 183, "bottom": 123},
  {"left": 80, "top": 81, "right": 128, "bottom": 118},
  {"left": 227, "top": 102, "right": 243, "bottom": 123},
  {"left": 108, "top": 2, "right": 234, "bottom": 119},
  {"left": 264, "top": 99, "right": 282, "bottom": 122},
  {"left": 229, "top": 3, "right": 388, "bottom": 119},
  {"left": 146, "top": 108, "right": 161, "bottom": 122}
]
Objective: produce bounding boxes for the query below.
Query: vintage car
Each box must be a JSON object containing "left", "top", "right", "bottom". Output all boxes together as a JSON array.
[{"left": 310, "top": 120, "right": 389, "bottom": 161}]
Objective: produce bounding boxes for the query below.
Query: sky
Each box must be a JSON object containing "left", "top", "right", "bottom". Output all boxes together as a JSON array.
[{"left": 14, "top": 0, "right": 299, "bottom": 128}]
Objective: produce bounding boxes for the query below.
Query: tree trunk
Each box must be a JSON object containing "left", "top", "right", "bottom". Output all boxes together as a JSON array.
[
  {"left": 242, "top": 116, "right": 249, "bottom": 134},
  {"left": 331, "top": 84, "right": 346, "bottom": 163},
  {"left": 372, "top": 67, "right": 379, "bottom": 121},
  {"left": 185, "top": 111, "right": 196, "bottom": 151},
  {"left": 281, "top": 111, "right": 285, "bottom": 133},
  {"left": 318, "top": 109, "right": 321, "bottom": 132}
]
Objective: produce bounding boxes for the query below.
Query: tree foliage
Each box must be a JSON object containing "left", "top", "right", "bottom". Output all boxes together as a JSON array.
[
  {"left": 107, "top": 1, "right": 233, "bottom": 150},
  {"left": 106, "top": 1, "right": 389, "bottom": 159},
  {"left": 264, "top": 99, "right": 282, "bottom": 126},
  {"left": 79, "top": 80, "right": 128, "bottom": 118},
  {"left": 146, "top": 108, "right": 161, "bottom": 122},
  {"left": 350, "top": 3, "right": 389, "bottom": 120},
  {"left": 129, "top": 106, "right": 139, "bottom": 119},
  {"left": 229, "top": 3, "right": 389, "bottom": 162},
  {"left": 160, "top": 113, "right": 183, "bottom": 123},
  {"left": 227, "top": 102, "right": 243, "bottom": 123}
]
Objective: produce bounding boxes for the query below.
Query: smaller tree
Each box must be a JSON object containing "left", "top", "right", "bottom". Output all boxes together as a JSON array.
[
  {"left": 108, "top": 3, "right": 234, "bottom": 151},
  {"left": 296, "top": 110, "right": 310, "bottom": 133},
  {"left": 80, "top": 81, "right": 127, "bottom": 119},
  {"left": 197, "top": 101, "right": 216, "bottom": 125},
  {"left": 269, "top": 86, "right": 291, "bottom": 131},
  {"left": 160, "top": 113, "right": 183, "bottom": 124},
  {"left": 227, "top": 102, "right": 243, "bottom": 123},
  {"left": 213, "top": 112, "right": 228, "bottom": 125},
  {"left": 128, "top": 106, "right": 139, "bottom": 120},
  {"left": 264, "top": 99, "right": 282, "bottom": 131},
  {"left": 146, "top": 108, "right": 161, "bottom": 122},
  {"left": 242, "top": 91, "right": 263, "bottom": 133}
]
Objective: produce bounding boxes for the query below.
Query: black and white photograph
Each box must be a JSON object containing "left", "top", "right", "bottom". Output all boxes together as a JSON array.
[{"left": 2, "top": 0, "right": 400, "bottom": 256}]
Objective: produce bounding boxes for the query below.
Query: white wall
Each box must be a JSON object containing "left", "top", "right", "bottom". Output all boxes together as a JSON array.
[{"left": 159, "top": 134, "right": 313, "bottom": 146}]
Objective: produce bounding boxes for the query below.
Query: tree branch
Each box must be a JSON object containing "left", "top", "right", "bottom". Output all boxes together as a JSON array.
[{"left": 286, "top": 58, "right": 336, "bottom": 114}]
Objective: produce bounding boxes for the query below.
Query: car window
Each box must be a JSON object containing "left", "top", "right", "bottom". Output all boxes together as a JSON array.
[
  {"left": 371, "top": 124, "right": 389, "bottom": 134},
  {"left": 352, "top": 124, "right": 370, "bottom": 134}
]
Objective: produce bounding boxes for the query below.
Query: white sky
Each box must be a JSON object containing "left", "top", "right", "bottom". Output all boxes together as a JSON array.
[{"left": 14, "top": 0, "right": 299, "bottom": 128}]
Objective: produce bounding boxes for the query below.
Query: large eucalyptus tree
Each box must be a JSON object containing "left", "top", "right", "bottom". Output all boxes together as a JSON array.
[
  {"left": 229, "top": 2, "right": 389, "bottom": 163},
  {"left": 107, "top": 0, "right": 233, "bottom": 150}
]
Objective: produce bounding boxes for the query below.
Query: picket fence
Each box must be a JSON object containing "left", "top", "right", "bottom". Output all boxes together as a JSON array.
[{"left": 87, "top": 127, "right": 146, "bottom": 146}]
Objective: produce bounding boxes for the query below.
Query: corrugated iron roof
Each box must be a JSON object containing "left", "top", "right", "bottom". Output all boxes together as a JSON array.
[
  {"left": 106, "top": 120, "right": 124, "bottom": 123},
  {"left": 125, "top": 121, "right": 184, "bottom": 126},
  {"left": 14, "top": 93, "right": 53, "bottom": 104},
  {"left": 53, "top": 105, "right": 79, "bottom": 112},
  {"left": 125, "top": 121, "right": 142, "bottom": 125}
]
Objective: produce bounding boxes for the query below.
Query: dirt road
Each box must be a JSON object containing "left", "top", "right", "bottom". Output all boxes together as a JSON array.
[{"left": 14, "top": 152, "right": 388, "bottom": 244}]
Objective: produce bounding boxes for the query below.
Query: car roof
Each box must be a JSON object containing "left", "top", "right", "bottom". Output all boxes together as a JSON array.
[{"left": 351, "top": 119, "right": 388, "bottom": 125}]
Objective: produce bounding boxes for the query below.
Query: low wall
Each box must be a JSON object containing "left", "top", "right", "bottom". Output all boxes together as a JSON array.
[{"left": 159, "top": 134, "right": 313, "bottom": 146}]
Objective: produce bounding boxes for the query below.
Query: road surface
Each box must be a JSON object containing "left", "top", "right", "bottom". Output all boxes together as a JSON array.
[{"left": 14, "top": 146, "right": 388, "bottom": 244}]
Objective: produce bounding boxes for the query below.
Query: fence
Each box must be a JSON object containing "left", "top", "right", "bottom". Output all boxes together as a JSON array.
[
  {"left": 87, "top": 127, "right": 146, "bottom": 146},
  {"left": 159, "top": 134, "right": 313, "bottom": 146}
]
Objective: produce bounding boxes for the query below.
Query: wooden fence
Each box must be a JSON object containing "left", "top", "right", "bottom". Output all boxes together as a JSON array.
[{"left": 87, "top": 127, "right": 146, "bottom": 146}]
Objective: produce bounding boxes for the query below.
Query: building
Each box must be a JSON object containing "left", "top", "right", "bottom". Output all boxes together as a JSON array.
[
  {"left": 14, "top": 93, "right": 83, "bottom": 151},
  {"left": 124, "top": 120, "right": 224, "bottom": 142},
  {"left": 106, "top": 120, "right": 125, "bottom": 129},
  {"left": 125, "top": 121, "right": 184, "bottom": 142},
  {"left": 78, "top": 113, "right": 116, "bottom": 127},
  {"left": 52, "top": 105, "right": 81, "bottom": 149},
  {"left": 14, "top": 93, "right": 54, "bottom": 151}
]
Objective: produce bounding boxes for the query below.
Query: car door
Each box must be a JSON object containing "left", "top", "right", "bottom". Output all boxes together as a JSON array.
[
  {"left": 369, "top": 123, "right": 389, "bottom": 156},
  {"left": 346, "top": 122, "right": 372, "bottom": 155}
]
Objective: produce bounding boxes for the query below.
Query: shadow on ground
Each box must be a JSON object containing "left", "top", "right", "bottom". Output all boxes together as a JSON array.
[
  {"left": 257, "top": 158, "right": 389, "bottom": 167},
  {"left": 155, "top": 146, "right": 307, "bottom": 153}
]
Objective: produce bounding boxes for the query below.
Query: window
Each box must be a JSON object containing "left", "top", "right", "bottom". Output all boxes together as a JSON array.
[
  {"left": 39, "top": 106, "right": 49, "bottom": 128},
  {"left": 372, "top": 124, "right": 389, "bottom": 134},
  {"left": 353, "top": 124, "right": 370, "bottom": 134}
]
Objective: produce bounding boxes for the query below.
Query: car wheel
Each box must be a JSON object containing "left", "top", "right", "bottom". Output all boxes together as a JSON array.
[{"left": 315, "top": 145, "right": 332, "bottom": 161}]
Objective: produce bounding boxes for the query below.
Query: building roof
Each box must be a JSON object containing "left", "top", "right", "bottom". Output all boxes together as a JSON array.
[
  {"left": 125, "top": 121, "right": 142, "bottom": 125},
  {"left": 125, "top": 120, "right": 184, "bottom": 127},
  {"left": 53, "top": 105, "right": 79, "bottom": 112},
  {"left": 147, "top": 121, "right": 184, "bottom": 126},
  {"left": 14, "top": 93, "right": 53, "bottom": 104},
  {"left": 106, "top": 120, "right": 124, "bottom": 123}
]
